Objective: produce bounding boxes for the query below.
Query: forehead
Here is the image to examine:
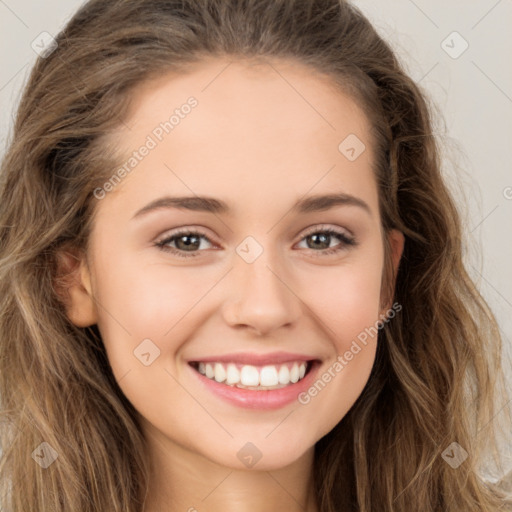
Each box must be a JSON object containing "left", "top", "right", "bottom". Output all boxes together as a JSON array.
[
  {"left": 100, "top": 57, "right": 378, "bottom": 219},
  {"left": 122, "top": 56, "right": 371, "bottom": 143}
]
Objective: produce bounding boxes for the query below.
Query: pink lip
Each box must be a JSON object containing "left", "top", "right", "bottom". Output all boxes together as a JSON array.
[
  {"left": 187, "top": 360, "right": 322, "bottom": 410},
  {"left": 186, "top": 351, "right": 318, "bottom": 366}
]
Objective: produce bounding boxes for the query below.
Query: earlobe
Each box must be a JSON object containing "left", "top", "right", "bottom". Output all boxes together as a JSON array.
[{"left": 54, "top": 248, "right": 98, "bottom": 327}]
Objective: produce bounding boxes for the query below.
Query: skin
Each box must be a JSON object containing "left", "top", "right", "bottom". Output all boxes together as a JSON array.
[{"left": 61, "top": 57, "right": 404, "bottom": 512}]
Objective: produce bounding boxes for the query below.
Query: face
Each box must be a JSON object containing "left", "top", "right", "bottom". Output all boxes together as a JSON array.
[{"left": 65, "top": 57, "right": 403, "bottom": 471}]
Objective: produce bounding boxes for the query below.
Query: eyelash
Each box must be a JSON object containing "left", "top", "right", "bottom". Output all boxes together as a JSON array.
[{"left": 155, "top": 225, "right": 357, "bottom": 259}]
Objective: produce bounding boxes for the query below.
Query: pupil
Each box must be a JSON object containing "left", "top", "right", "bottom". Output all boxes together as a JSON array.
[
  {"left": 310, "top": 233, "right": 329, "bottom": 250},
  {"left": 177, "top": 235, "right": 200, "bottom": 251}
]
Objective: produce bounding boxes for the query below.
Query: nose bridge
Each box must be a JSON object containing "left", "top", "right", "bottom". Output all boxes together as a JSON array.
[{"left": 221, "top": 237, "right": 301, "bottom": 334}]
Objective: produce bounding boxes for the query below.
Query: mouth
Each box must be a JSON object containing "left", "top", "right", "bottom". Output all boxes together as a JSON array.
[{"left": 188, "top": 360, "right": 317, "bottom": 391}]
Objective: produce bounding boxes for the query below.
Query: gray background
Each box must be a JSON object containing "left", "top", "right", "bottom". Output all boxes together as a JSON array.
[{"left": 0, "top": 0, "right": 511, "bottom": 479}]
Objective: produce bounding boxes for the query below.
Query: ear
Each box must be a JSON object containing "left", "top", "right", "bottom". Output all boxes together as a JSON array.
[
  {"left": 54, "top": 248, "right": 98, "bottom": 327},
  {"left": 389, "top": 229, "right": 404, "bottom": 280},
  {"left": 380, "top": 229, "right": 405, "bottom": 313}
]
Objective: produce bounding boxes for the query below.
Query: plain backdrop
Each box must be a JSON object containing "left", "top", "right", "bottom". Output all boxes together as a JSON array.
[{"left": 0, "top": 0, "right": 511, "bottom": 477}]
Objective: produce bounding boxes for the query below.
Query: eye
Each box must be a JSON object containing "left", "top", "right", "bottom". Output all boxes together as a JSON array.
[
  {"left": 155, "top": 228, "right": 215, "bottom": 258},
  {"left": 154, "top": 225, "right": 357, "bottom": 259},
  {"left": 295, "top": 225, "right": 356, "bottom": 257}
]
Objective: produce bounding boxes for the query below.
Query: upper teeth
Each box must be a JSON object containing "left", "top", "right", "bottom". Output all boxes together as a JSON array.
[{"left": 196, "top": 361, "right": 308, "bottom": 387}]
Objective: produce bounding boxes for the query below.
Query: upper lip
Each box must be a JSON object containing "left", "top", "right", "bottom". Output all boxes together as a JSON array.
[{"left": 187, "top": 351, "right": 320, "bottom": 366}]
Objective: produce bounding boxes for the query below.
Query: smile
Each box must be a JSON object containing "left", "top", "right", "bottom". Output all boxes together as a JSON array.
[{"left": 189, "top": 361, "right": 310, "bottom": 390}]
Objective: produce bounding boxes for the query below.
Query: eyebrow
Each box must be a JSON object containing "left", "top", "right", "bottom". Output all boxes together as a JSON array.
[{"left": 132, "top": 192, "right": 372, "bottom": 219}]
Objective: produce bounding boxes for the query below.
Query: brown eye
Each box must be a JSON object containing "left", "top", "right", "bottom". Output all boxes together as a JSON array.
[
  {"left": 296, "top": 227, "right": 356, "bottom": 256},
  {"left": 155, "top": 229, "right": 214, "bottom": 258},
  {"left": 173, "top": 233, "right": 202, "bottom": 251}
]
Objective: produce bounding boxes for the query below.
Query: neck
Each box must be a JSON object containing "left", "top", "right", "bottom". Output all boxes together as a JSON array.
[{"left": 141, "top": 425, "right": 319, "bottom": 512}]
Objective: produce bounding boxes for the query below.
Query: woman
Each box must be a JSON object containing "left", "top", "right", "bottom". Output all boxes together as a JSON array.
[{"left": 0, "top": 1, "right": 510, "bottom": 510}]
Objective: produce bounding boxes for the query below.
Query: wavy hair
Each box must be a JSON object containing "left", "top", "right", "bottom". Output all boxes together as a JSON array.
[{"left": 0, "top": 1, "right": 510, "bottom": 510}]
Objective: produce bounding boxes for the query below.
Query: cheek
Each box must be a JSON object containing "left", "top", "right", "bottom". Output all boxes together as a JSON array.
[
  {"left": 290, "top": 248, "right": 383, "bottom": 432},
  {"left": 91, "top": 254, "right": 213, "bottom": 374},
  {"left": 298, "top": 250, "right": 384, "bottom": 345},
  {"left": 90, "top": 256, "right": 215, "bottom": 427}
]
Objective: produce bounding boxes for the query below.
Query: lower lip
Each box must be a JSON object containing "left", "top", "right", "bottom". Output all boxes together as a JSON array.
[{"left": 188, "top": 361, "right": 321, "bottom": 410}]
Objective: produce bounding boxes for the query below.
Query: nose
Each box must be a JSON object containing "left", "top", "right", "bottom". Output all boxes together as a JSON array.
[{"left": 221, "top": 248, "right": 302, "bottom": 336}]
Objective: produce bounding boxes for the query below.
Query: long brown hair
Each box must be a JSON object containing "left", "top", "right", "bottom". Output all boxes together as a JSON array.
[{"left": 1, "top": 1, "right": 510, "bottom": 510}]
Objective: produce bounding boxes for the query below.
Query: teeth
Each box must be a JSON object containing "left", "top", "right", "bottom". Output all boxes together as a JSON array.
[
  {"left": 195, "top": 361, "right": 309, "bottom": 388},
  {"left": 290, "top": 363, "right": 300, "bottom": 384},
  {"left": 205, "top": 363, "right": 214, "bottom": 379},
  {"left": 260, "top": 365, "right": 279, "bottom": 386},
  {"left": 214, "top": 363, "right": 226, "bottom": 383},
  {"left": 240, "top": 365, "right": 260, "bottom": 386},
  {"left": 278, "top": 364, "right": 290, "bottom": 384},
  {"left": 226, "top": 363, "right": 240, "bottom": 385}
]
